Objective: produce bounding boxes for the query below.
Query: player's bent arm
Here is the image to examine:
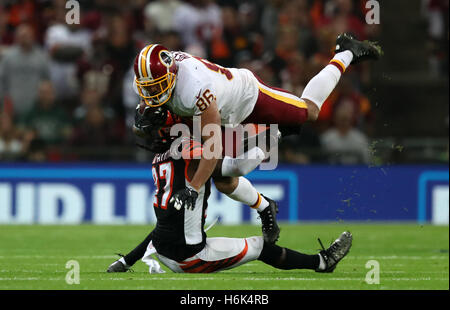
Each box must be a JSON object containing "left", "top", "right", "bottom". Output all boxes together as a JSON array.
[
  {"left": 189, "top": 100, "right": 222, "bottom": 191},
  {"left": 302, "top": 98, "right": 320, "bottom": 122}
]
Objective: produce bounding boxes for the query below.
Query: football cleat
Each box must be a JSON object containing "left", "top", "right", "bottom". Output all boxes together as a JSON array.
[
  {"left": 258, "top": 195, "right": 280, "bottom": 244},
  {"left": 335, "top": 33, "right": 383, "bottom": 64},
  {"left": 316, "top": 231, "right": 353, "bottom": 273},
  {"left": 106, "top": 254, "right": 131, "bottom": 273}
]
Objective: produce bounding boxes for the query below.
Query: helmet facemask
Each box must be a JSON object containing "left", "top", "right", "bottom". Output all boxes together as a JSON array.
[{"left": 135, "top": 71, "right": 176, "bottom": 107}]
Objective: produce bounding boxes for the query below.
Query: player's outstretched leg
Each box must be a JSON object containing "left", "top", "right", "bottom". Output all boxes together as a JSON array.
[
  {"left": 107, "top": 233, "right": 153, "bottom": 272},
  {"left": 316, "top": 231, "right": 353, "bottom": 273},
  {"left": 258, "top": 231, "right": 352, "bottom": 273},
  {"left": 300, "top": 33, "right": 382, "bottom": 122}
]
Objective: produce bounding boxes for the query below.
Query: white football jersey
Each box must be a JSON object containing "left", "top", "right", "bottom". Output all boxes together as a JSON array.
[{"left": 133, "top": 51, "right": 259, "bottom": 126}]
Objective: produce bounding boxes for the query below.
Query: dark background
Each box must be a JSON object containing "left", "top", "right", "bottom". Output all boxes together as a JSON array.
[{"left": 0, "top": 0, "right": 448, "bottom": 165}]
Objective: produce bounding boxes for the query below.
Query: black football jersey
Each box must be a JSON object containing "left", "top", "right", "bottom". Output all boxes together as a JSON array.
[{"left": 150, "top": 149, "right": 211, "bottom": 262}]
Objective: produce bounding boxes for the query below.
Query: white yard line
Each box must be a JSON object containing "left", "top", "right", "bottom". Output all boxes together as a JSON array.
[
  {"left": 0, "top": 255, "right": 447, "bottom": 260},
  {"left": 0, "top": 255, "right": 117, "bottom": 259},
  {"left": 0, "top": 277, "right": 448, "bottom": 282},
  {"left": 345, "top": 256, "right": 448, "bottom": 260}
]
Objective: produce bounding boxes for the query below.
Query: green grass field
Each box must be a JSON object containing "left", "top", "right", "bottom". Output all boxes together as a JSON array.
[{"left": 0, "top": 223, "right": 448, "bottom": 290}]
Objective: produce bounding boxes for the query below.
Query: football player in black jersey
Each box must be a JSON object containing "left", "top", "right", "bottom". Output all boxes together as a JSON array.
[
  {"left": 134, "top": 103, "right": 281, "bottom": 244},
  {"left": 107, "top": 107, "right": 352, "bottom": 274}
]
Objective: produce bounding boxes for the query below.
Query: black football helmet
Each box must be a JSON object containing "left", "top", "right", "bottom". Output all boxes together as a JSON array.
[
  {"left": 133, "top": 104, "right": 178, "bottom": 153},
  {"left": 134, "top": 104, "right": 168, "bottom": 137}
]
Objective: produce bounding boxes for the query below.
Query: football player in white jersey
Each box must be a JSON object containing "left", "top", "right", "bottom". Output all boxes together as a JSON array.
[{"left": 132, "top": 33, "right": 382, "bottom": 235}]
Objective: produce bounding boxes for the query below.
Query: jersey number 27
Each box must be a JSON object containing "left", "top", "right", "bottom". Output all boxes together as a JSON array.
[{"left": 152, "top": 162, "right": 174, "bottom": 209}]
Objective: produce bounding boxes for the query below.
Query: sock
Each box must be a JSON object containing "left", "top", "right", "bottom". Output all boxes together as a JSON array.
[
  {"left": 226, "top": 176, "right": 269, "bottom": 211},
  {"left": 330, "top": 50, "right": 353, "bottom": 71},
  {"left": 221, "top": 147, "right": 265, "bottom": 177},
  {"left": 258, "top": 242, "right": 320, "bottom": 270},
  {"left": 301, "top": 51, "right": 353, "bottom": 109},
  {"left": 252, "top": 192, "right": 270, "bottom": 212},
  {"left": 317, "top": 253, "right": 326, "bottom": 271},
  {"left": 123, "top": 232, "right": 153, "bottom": 266},
  {"left": 118, "top": 257, "right": 128, "bottom": 267}
]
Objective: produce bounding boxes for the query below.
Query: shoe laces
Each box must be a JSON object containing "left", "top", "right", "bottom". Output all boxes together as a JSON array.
[
  {"left": 318, "top": 238, "right": 326, "bottom": 252},
  {"left": 259, "top": 208, "right": 275, "bottom": 230},
  {"left": 317, "top": 238, "right": 339, "bottom": 255}
]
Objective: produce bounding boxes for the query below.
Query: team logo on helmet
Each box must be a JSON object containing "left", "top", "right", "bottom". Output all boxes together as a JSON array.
[{"left": 159, "top": 51, "right": 173, "bottom": 68}]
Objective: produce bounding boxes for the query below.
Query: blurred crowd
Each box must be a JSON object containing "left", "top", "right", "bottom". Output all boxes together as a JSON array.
[
  {"left": 0, "top": 0, "right": 407, "bottom": 165},
  {"left": 421, "top": 0, "right": 449, "bottom": 77}
]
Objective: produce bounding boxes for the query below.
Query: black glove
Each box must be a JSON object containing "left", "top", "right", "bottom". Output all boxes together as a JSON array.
[{"left": 169, "top": 187, "right": 199, "bottom": 211}]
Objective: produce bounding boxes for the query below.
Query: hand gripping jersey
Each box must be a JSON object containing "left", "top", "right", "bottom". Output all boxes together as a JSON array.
[
  {"left": 150, "top": 145, "right": 211, "bottom": 262},
  {"left": 134, "top": 51, "right": 259, "bottom": 126}
]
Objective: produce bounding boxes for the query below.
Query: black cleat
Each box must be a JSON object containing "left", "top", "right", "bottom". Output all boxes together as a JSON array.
[
  {"left": 316, "top": 231, "right": 353, "bottom": 273},
  {"left": 335, "top": 33, "right": 383, "bottom": 64},
  {"left": 107, "top": 254, "right": 131, "bottom": 273},
  {"left": 258, "top": 195, "right": 280, "bottom": 244}
]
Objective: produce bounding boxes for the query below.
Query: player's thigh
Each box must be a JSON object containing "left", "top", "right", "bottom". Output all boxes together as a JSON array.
[
  {"left": 192, "top": 236, "right": 264, "bottom": 273},
  {"left": 157, "top": 236, "right": 264, "bottom": 273},
  {"left": 155, "top": 254, "right": 184, "bottom": 273},
  {"left": 200, "top": 236, "right": 264, "bottom": 271},
  {"left": 244, "top": 79, "right": 308, "bottom": 126}
]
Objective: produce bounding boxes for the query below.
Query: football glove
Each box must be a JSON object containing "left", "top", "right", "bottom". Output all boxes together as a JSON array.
[{"left": 169, "top": 186, "right": 199, "bottom": 211}]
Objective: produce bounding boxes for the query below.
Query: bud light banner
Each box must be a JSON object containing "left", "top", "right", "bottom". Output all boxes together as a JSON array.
[{"left": 0, "top": 164, "right": 448, "bottom": 224}]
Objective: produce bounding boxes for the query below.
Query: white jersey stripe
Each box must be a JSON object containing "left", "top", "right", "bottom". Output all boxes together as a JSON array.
[
  {"left": 183, "top": 179, "right": 205, "bottom": 245},
  {"left": 146, "top": 44, "right": 158, "bottom": 79},
  {"left": 138, "top": 44, "right": 153, "bottom": 79},
  {"left": 137, "top": 49, "right": 144, "bottom": 78}
]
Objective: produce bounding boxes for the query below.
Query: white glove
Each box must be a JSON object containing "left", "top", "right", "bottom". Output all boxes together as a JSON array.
[
  {"left": 143, "top": 257, "right": 166, "bottom": 274},
  {"left": 141, "top": 241, "right": 166, "bottom": 274}
]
